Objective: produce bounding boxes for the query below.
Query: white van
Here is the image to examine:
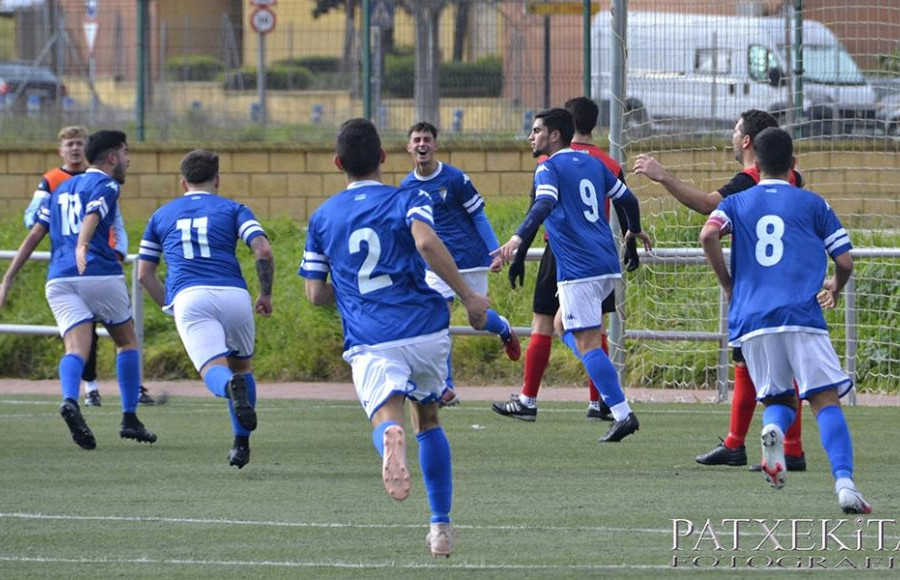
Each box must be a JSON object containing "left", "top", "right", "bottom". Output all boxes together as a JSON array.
[{"left": 591, "top": 11, "right": 880, "bottom": 137}]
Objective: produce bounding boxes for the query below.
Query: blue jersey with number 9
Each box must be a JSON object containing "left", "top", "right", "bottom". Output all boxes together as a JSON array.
[
  {"left": 299, "top": 181, "right": 449, "bottom": 350},
  {"left": 138, "top": 192, "right": 266, "bottom": 308},
  {"left": 710, "top": 180, "right": 852, "bottom": 343},
  {"left": 533, "top": 149, "right": 629, "bottom": 281}
]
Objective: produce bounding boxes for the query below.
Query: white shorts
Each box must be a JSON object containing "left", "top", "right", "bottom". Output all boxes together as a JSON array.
[
  {"left": 45, "top": 276, "right": 132, "bottom": 336},
  {"left": 557, "top": 276, "right": 618, "bottom": 332},
  {"left": 425, "top": 268, "right": 488, "bottom": 300},
  {"left": 740, "top": 331, "right": 853, "bottom": 400},
  {"left": 172, "top": 286, "right": 256, "bottom": 371},
  {"left": 342, "top": 330, "right": 451, "bottom": 419}
]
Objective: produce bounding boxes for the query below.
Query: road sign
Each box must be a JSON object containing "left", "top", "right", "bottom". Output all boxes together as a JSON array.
[
  {"left": 250, "top": 7, "right": 276, "bottom": 34},
  {"left": 85, "top": 0, "right": 98, "bottom": 19},
  {"left": 84, "top": 21, "right": 98, "bottom": 54},
  {"left": 372, "top": 0, "right": 394, "bottom": 29},
  {"left": 527, "top": 2, "right": 600, "bottom": 16}
]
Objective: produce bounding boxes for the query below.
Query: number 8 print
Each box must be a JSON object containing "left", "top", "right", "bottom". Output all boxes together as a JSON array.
[{"left": 755, "top": 215, "right": 784, "bottom": 266}]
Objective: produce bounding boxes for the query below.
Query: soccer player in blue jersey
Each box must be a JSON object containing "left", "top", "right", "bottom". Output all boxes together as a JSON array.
[
  {"left": 495, "top": 108, "right": 652, "bottom": 442},
  {"left": 0, "top": 130, "right": 156, "bottom": 449},
  {"left": 700, "top": 127, "right": 870, "bottom": 514},
  {"left": 138, "top": 149, "right": 273, "bottom": 469},
  {"left": 402, "top": 121, "right": 520, "bottom": 407},
  {"left": 300, "top": 118, "right": 490, "bottom": 558}
]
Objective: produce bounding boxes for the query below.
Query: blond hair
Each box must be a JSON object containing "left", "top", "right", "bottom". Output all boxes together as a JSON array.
[{"left": 58, "top": 126, "right": 89, "bottom": 142}]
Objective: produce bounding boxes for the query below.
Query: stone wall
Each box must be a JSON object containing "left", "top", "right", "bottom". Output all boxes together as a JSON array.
[{"left": 1, "top": 144, "right": 897, "bottom": 224}]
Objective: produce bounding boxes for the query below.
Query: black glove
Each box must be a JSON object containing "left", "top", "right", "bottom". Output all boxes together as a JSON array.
[
  {"left": 623, "top": 236, "right": 640, "bottom": 272},
  {"left": 508, "top": 260, "right": 525, "bottom": 289}
]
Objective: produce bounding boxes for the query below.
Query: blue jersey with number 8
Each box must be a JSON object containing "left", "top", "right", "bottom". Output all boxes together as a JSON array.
[
  {"left": 709, "top": 180, "right": 852, "bottom": 343},
  {"left": 138, "top": 192, "right": 265, "bottom": 308},
  {"left": 299, "top": 181, "right": 449, "bottom": 350}
]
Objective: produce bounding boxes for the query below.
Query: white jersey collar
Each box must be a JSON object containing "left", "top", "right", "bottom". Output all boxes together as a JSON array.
[
  {"left": 347, "top": 180, "right": 382, "bottom": 189},
  {"left": 758, "top": 179, "right": 790, "bottom": 186},
  {"left": 413, "top": 161, "right": 443, "bottom": 182}
]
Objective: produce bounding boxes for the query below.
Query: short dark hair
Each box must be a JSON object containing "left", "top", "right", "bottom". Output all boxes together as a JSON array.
[
  {"left": 86, "top": 130, "right": 127, "bottom": 164},
  {"left": 534, "top": 108, "right": 575, "bottom": 146},
  {"left": 337, "top": 118, "right": 381, "bottom": 178},
  {"left": 564, "top": 97, "right": 599, "bottom": 135},
  {"left": 180, "top": 149, "right": 219, "bottom": 184},
  {"left": 408, "top": 121, "right": 438, "bottom": 140},
  {"left": 739, "top": 109, "right": 779, "bottom": 140},
  {"left": 753, "top": 127, "right": 793, "bottom": 175}
]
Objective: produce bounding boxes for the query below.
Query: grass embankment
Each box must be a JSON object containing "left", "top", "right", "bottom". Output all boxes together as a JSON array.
[{"left": 1, "top": 199, "right": 898, "bottom": 393}]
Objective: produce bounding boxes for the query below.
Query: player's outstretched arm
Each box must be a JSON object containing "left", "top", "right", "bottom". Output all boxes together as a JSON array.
[
  {"left": 75, "top": 212, "right": 100, "bottom": 274},
  {"left": 0, "top": 224, "right": 47, "bottom": 309},
  {"left": 137, "top": 260, "right": 166, "bottom": 308},
  {"left": 633, "top": 154, "right": 722, "bottom": 214},
  {"left": 411, "top": 220, "right": 489, "bottom": 327},
  {"left": 818, "top": 252, "right": 854, "bottom": 309},
  {"left": 699, "top": 224, "right": 731, "bottom": 301},
  {"left": 250, "top": 235, "right": 274, "bottom": 316}
]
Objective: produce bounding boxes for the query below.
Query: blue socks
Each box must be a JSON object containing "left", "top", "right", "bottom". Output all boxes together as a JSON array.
[
  {"left": 59, "top": 353, "right": 85, "bottom": 402},
  {"left": 817, "top": 405, "right": 854, "bottom": 480},
  {"left": 562, "top": 331, "right": 580, "bottom": 357},
  {"left": 228, "top": 372, "right": 258, "bottom": 436},
  {"left": 483, "top": 309, "right": 511, "bottom": 341},
  {"left": 762, "top": 403, "right": 797, "bottom": 435},
  {"left": 203, "top": 365, "right": 233, "bottom": 398},
  {"left": 417, "top": 427, "right": 452, "bottom": 524},
  {"left": 372, "top": 421, "right": 399, "bottom": 457},
  {"left": 116, "top": 349, "right": 141, "bottom": 413},
  {"left": 582, "top": 348, "right": 625, "bottom": 408}
]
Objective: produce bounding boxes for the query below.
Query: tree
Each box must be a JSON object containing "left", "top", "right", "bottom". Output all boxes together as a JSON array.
[
  {"left": 401, "top": 0, "right": 446, "bottom": 127},
  {"left": 312, "top": 0, "right": 358, "bottom": 84}
]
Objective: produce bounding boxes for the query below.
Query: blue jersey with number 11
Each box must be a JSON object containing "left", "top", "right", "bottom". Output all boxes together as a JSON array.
[
  {"left": 138, "top": 192, "right": 266, "bottom": 307},
  {"left": 710, "top": 180, "right": 852, "bottom": 343},
  {"left": 299, "top": 181, "right": 449, "bottom": 350}
]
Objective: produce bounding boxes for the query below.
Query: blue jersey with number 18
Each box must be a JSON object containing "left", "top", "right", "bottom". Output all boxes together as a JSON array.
[
  {"left": 298, "top": 181, "right": 449, "bottom": 350},
  {"left": 709, "top": 180, "right": 852, "bottom": 343},
  {"left": 37, "top": 168, "right": 123, "bottom": 280},
  {"left": 533, "top": 149, "right": 629, "bottom": 281},
  {"left": 138, "top": 192, "right": 266, "bottom": 307}
]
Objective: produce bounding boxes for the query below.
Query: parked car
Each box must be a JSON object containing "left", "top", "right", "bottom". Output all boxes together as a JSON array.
[
  {"left": 868, "top": 75, "right": 900, "bottom": 136},
  {"left": 0, "top": 61, "right": 67, "bottom": 111}
]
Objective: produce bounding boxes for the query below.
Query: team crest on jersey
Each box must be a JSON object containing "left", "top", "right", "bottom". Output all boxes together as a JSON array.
[{"left": 438, "top": 187, "right": 448, "bottom": 201}]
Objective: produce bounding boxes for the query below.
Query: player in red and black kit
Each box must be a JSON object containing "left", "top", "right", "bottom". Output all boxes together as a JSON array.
[
  {"left": 633, "top": 109, "right": 806, "bottom": 472},
  {"left": 492, "top": 97, "right": 639, "bottom": 422}
]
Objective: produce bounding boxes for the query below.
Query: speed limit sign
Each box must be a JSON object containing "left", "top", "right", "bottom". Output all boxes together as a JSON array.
[{"left": 251, "top": 7, "right": 276, "bottom": 34}]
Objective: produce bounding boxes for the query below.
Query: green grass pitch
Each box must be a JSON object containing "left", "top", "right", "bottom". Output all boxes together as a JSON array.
[{"left": 0, "top": 394, "right": 898, "bottom": 578}]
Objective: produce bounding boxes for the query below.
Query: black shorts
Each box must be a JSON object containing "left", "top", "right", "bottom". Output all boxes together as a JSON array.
[
  {"left": 532, "top": 244, "right": 616, "bottom": 316},
  {"left": 732, "top": 347, "right": 744, "bottom": 363}
]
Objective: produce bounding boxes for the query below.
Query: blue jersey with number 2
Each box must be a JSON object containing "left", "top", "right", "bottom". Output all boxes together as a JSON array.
[
  {"left": 299, "top": 181, "right": 449, "bottom": 350},
  {"left": 709, "top": 180, "right": 852, "bottom": 343},
  {"left": 138, "top": 192, "right": 266, "bottom": 307}
]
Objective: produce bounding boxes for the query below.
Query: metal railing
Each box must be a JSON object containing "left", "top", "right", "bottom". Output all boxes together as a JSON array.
[
  {"left": 0, "top": 250, "right": 146, "bottom": 348},
  {"left": 5, "top": 246, "right": 899, "bottom": 405}
]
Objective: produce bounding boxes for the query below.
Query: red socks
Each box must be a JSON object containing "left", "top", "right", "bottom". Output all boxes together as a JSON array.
[
  {"left": 521, "top": 333, "right": 553, "bottom": 399},
  {"left": 724, "top": 365, "right": 757, "bottom": 449},
  {"left": 784, "top": 383, "right": 804, "bottom": 457}
]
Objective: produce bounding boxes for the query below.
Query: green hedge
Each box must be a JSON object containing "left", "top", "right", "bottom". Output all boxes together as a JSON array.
[
  {"left": 166, "top": 55, "right": 223, "bottom": 82},
  {"left": 222, "top": 65, "right": 315, "bottom": 91},
  {"left": 274, "top": 56, "right": 341, "bottom": 74},
  {"left": 383, "top": 55, "right": 503, "bottom": 98}
]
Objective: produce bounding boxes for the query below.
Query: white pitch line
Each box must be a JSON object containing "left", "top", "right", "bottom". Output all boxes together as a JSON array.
[
  {"left": 0, "top": 554, "right": 678, "bottom": 571},
  {"left": 0, "top": 512, "right": 667, "bottom": 534}
]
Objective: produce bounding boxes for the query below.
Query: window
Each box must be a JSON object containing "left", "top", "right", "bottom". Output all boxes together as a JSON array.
[
  {"left": 695, "top": 48, "right": 731, "bottom": 74},
  {"left": 748, "top": 45, "right": 778, "bottom": 82}
]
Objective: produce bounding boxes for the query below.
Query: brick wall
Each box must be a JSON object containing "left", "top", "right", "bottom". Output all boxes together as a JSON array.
[{"left": 1, "top": 145, "right": 897, "bottom": 223}]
